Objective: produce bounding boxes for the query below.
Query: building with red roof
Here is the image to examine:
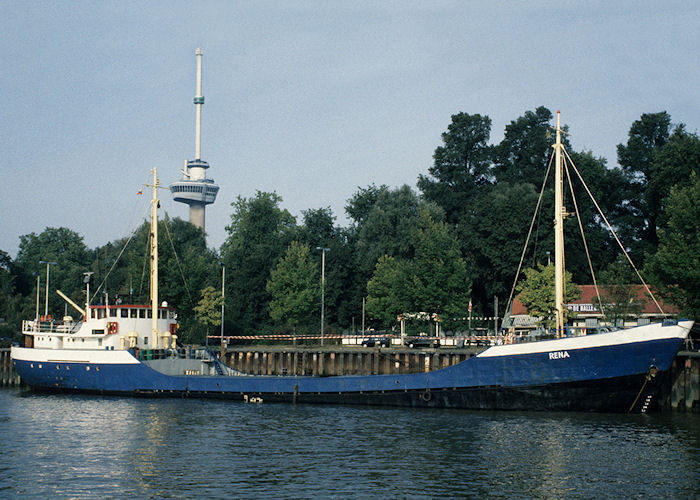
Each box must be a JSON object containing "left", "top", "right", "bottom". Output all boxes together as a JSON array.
[{"left": 509, "top": 285, "right": 679, "bottom": 333}]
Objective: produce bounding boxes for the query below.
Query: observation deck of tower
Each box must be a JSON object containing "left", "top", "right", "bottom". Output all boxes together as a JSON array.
[{"left": 170, "top": 48, "right": 220, "bottom": 231}]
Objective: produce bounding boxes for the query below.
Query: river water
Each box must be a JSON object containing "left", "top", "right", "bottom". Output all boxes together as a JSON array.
[{"left": 0, "top": 389, "right": 698, "bottom": 499}]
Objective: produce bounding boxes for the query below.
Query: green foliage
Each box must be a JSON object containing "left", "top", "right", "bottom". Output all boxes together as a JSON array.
[
  {"left": 457, "top": 182, "right": 540, "bottom": 312},
  {"left": 296, "top": 208, "right": 359, "bottom": 329},
  {"left": 221, "top": 191, "right": 297, "bottom": 334},
  {"left": 516, "top": 264, "right": 581, "bottom": 328},
  {"left": 194, "top": 286, "right": 223, "bottom": 328},
  {"left": 366, "top": 207, "right": 470, "bottom": 329},
  {"left": 493, "top": 106, "right": 559, "bottom": 186},
  {"left": 645, "top": 172, "right": 700, "bottom": 318},
  {"left": 158, "top": 217, "right": 221, "bottom": 321},
  {"left": 406, "top": 208, "right": 471, "bottom": 328},
  {"left": 561, "top": 150, "right": 625, "bottom": 282},
  {"left": 3, "top": 109, "right": 697, "bottom": 341},
  {"left": 366, "top": 255, "right": 409, "bottom": 326},
  {"left": 616, "top": 111, "right": 671, "bottom": 256},
  {"left": 15, "top": 227, "right": 92, "bottom": 318},
  {"left": 345, "top": 184, "right": 387, "bottom": 228},
  {"left": 353, "top": 185, "right": 443, "bottom": 286},
  {"left": 0, "top": 251, "right": 26, "bottom": 338},
  {"left": 648, "top": 126, "right": 700, "bottom": 227},
  {"left": 88, "top": 216, "right": 220, "bottom": 342},
  {"left": 418, "top": 112, "right": 493, "bottom": 224},
  {"left": 298, "top": 207, "right": 336, "bottom": 249},
  {"left": 596, "top": 257, "right": 644, "bottom": 324},
  {"left": 266, "top": 241, "right": 320, "bottom": 331}
]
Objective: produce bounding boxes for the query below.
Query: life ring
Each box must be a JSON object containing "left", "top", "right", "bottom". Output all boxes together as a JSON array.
[{"left": 420, "top": 389, "right": 432, "bottom": 402}]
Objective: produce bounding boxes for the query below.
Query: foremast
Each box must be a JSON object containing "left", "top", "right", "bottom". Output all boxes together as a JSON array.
[
  {"left": 147, "top": 168, "right": 171, "bottom": 349},
  {"left": 553, "top": 111, "right": 566, "bottom": 337}
]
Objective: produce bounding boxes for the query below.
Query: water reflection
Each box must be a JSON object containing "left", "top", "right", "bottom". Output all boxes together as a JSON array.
[{"left": 1, "top": 390, "right": 699, "bottom": 498}]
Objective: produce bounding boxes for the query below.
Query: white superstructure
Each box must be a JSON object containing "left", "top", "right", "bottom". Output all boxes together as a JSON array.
[{"left": 20, "top": 168, "right": 179, "bottom": 352}]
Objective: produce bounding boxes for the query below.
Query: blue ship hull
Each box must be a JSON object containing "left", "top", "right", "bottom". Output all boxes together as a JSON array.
[{"left": 11, "top": 326, "right": 688, "bottom": 413}]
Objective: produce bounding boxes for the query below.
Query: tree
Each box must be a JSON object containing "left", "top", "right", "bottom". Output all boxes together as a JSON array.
[
  {"left": 158, "top": 217, "right": 221, "bottom": 322},
  {"left": 457, "top": 182, "right": 540, "bottom": 315},
  {"left": 297, "top": 208, "right": 358, "bottom": 330},
  {"left": 0, "top": 250, "right": 28, "bottom": 339},
  {"left": 193, "top": 286, "right": 223, "bottom": 342},
  {"left": 366, "top": 255, "right": 409, "bottom": 327},
  {"left": 561, "top": 150, "right": 625, "bottom": 282},
  {"left": 89, "top": 216, "right": 221, "bottom": 342},
  {"left": 493, "top": 107, "right": 562, "bottom": 186},
  {"left": 366, "top": 207, "right": 471, "bottom": 330},
  {"left": 644, "top": 172, "right": 700, "bottom": 318},
  {"left": 408, "top": 209, "right": 471, "bottom": 330},
  {"left": 515, "top": 264, "right": 581, "bottom": 329},
  {"left": 266, "top": 241, "right": 320, "bottom": 332},
  {"left": 354, "top": 185, "right": 443, "bottom": 282},
  {"left": 221, "top": 191, "right": 297, "bottom": 334},
  {"left": 15, "top": 227, "right": 92, "bottom": 318},
  {"left": 647, "top": 126, "right": 700, "bottom": 228},
  {"left": 418, "top": 112, "right": 493, "bottom": 223},
  {"left": 297, "top": 207, "right": 336, "bottom": 250},
  {"left": 345, "top": 184, "right": 388, "bottom": 229},
  {"left": 595, "top": 257, "right": 644, "bottom": 326},
  {"left": 616, "top": 111, "right": 672, "bottom": 255}
]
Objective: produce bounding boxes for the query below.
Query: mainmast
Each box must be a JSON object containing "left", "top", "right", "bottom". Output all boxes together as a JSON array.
[
  {"left": 149, "top": 168, "right": 159, "bottom": 349},
  {"left": 553, "top": 111, "right": 565, "bottom": 337}
]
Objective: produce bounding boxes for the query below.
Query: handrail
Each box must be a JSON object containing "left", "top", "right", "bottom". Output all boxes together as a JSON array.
[{"left": 21, "top": 320, "right": 81, "bottom": 335}]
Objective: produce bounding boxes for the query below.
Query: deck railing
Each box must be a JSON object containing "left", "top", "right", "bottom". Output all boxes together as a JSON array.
[{"left": 21, "top": 320, "right": 81, "bottom": 335}]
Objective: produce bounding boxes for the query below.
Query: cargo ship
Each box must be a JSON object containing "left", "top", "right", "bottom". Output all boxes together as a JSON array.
[{"left": 11, "top": 115, "right": 692, "bottom": 412}]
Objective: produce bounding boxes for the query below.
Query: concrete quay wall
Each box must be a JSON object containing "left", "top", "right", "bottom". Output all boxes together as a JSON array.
[
  {"left": 222, "top": 346, "right": 474, "bottom": 377},
  {"left": 0, "top": 348, "right": 22, "bottom": 387}
]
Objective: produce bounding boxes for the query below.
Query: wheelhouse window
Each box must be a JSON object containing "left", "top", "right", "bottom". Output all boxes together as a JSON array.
[
  {"left": 139, "top": 309, "right": 146, "bottom": 319},
  {"left": 130, "top": 309, "right": 138, "bottom": 318},
  {"left": 109, "top": 308, "right": 117, "bottom": 318},
  {"left": 121, "top": 309, "right": 129, "bottom": 318}
]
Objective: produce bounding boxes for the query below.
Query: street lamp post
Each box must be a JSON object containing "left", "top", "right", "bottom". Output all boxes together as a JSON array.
[
  {"left": 35, "top": 274, "right": 40, "bottom": 326},
  {"left": 221, "top": 265, "right": 225, "bottom": 344},
  {"left": 316, "top": 247, "right": 330, "bottom": 346},
  {"left": 39, "top": 260, "right": 57, "bottom": 319}
]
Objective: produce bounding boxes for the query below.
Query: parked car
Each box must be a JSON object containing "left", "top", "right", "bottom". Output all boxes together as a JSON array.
[
  {"left": 361, "top": 337, "right": 388, "bottom": 347},
  {"left": 404, "top": 337, "right": 440, "bottom": 348},
  {"left": 361, "top": 337, "right": 390, "bottom": 348}
]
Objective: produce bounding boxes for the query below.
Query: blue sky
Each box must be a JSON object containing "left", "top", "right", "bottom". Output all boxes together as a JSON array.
[{"left": 1, "top": 1, "right": 698, "bottom": 258}]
